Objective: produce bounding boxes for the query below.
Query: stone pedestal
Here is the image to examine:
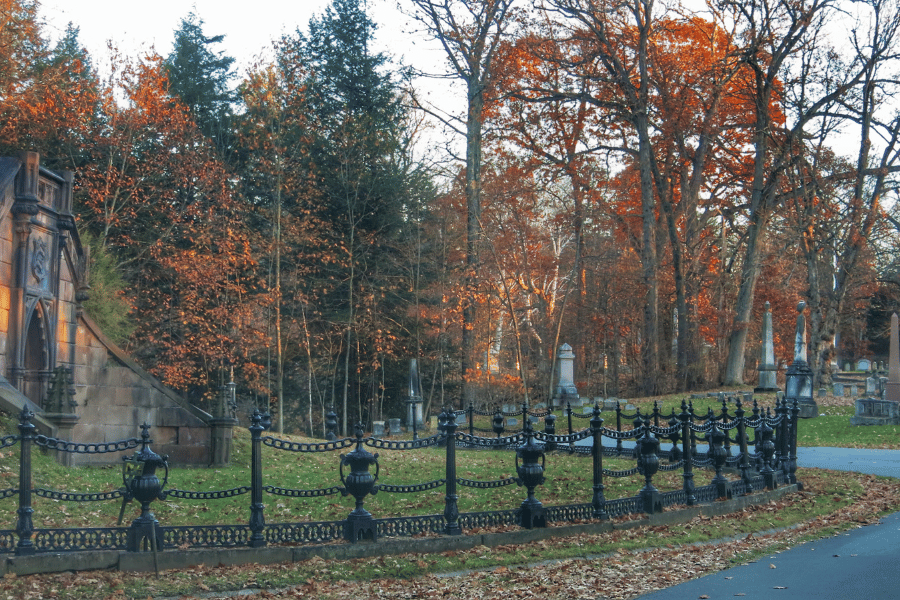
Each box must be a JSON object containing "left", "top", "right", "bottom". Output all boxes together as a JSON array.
[
  {"left": 209, "top": 417, "right": 237, "bottom": 467},
  {"left": 42, "top": 413, "right": 79, "bottom": 467}
]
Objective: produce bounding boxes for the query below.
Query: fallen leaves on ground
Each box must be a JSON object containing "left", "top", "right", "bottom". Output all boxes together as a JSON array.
[{"left": 2, "top": 473, "right": 899, "bottom": 600}]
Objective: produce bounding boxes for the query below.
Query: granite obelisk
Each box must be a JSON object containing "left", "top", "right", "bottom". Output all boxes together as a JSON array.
[{"left": 755, "top": 301, "right": 779, "bottom": 392}]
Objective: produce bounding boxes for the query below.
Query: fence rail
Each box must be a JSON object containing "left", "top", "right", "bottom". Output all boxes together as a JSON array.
[{"left": 0, "top": 396, "right": 800, "bottom": 555}]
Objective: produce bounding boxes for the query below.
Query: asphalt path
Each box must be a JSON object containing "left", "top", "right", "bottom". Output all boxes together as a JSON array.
[{"left": 634, "top": 446, "right": 900, "bottom": 600}]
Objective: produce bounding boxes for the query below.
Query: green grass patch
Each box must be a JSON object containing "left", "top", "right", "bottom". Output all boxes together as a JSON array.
[{"left": 796, "top": 404, "right": 900, "bottom": 448}]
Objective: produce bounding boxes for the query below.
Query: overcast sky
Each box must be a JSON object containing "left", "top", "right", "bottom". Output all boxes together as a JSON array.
[{"left": 38, "top": 0, "right": 443, "bottom": 76}]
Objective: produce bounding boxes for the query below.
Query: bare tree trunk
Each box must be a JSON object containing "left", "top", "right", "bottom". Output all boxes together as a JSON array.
[
  {"left": 407, "top": 0, "right": 514, "bottom": 408},
  {"left": 274, "top": 169, "right": 284, "bottom": 433}
]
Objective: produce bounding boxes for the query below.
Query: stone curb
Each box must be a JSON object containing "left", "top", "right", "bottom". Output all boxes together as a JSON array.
[{"left": 4, "top": 484, "right": 799, "bottom": 576}]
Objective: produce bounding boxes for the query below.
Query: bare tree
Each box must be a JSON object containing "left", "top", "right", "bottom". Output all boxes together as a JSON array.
[{"left": 407, "top": 0, "right": 516, "bottom": 406}]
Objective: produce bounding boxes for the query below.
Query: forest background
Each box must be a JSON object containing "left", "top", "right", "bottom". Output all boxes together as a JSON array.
[{"left": 3, "top": 0, "right": 900, "bottom": 436}]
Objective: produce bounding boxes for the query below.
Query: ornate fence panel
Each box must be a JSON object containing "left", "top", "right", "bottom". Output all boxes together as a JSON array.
[{"left": 0, "top": 397, "right": 801, "bottom": 555}]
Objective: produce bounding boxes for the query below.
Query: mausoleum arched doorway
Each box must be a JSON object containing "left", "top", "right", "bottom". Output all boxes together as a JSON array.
[{"left": 22, "top": 303, "right": 49, "bottom": 407}]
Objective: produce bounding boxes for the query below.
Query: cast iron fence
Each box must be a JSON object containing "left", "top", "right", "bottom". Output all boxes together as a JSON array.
[{"left": 0, "top": 396, "right": 800, "bottom": 555}]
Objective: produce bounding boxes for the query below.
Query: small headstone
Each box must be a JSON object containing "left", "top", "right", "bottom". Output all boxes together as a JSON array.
[
  {"left": 506, "top": 418, "right": 518, "bottom": 427},
  {"left": 844, "top": 362, "right": 852, "bottom": 372},
  {"left": 583, "top": 406, "right": 593, "bottom": 415},
  {"left": 625, "top": 403, "right": 636, "bottom": 411},
  {"left": 857, "top": 358, "right": 872, "bottom": 371},
  {"left": 503, "top": 404, "right": 512, "bottom": 414},
  {"left": 534, "top": 403, "right": 546, "bottom": 410},
  {"left": 833, "top": 383, "right": 844, "bottom": 397},
  {"left": 866, "top": 377, "right": 878, "bottom": 395},
  {"left": 373, "top": 421, "right": 385, "bottom": 437},
  {"left": 850, "top": 384, "right": 858, "bottom": 397},
  {"left": 388, "top": 418, "right": 402, "bottom": 435},
  {"left": 455, "top": 413, "right": 467, "bottom": 425},
  {"left": 529, "top": 416, "right": 539, "bottom": 424},
  {"left": 818, "top": 388, "right": 827, "bottom": 397},
  {"left": 603, "top": 399, "right": 617, "bottom": 411}
]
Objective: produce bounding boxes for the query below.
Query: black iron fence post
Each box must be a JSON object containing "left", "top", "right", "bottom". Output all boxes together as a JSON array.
[
  {"left": 515, "top": 419, "right": 546, "bottom": 528},
  {"left": 638, "top": 421, "right": 661, "bottom": 514},
  {"left": 492, "top": 411, "right": 505, "bottom": 438},
  {"left": 615, "top": 401, "right": 623, "bottom": 455},
  {"left": 590, "top": 404, "right": 607, "bottom": 520},
  {"left": 689, "top": 401, "right": 698, "bottom": 458},
  {"left": 720, "top": 397, "right": 732, "bottom": 457},
  {"left": 789, "top": 399, "right": 801, "bottom": 487},
  {"left": 340, "top": 423, "right": 379, "bottom": 542},
  {"left": 248, "top": 410, "right": 266, "bottom": 548},
  {"left": 776, "top": 397, "right": 789, "bottom": 473},
  {"left": 544, "top": 413, "right": 557, "bottom": 453},
  {"left": 735, "top": 398, "right": 752, "bottom": 485},
  {"left": 15, "top": 408, "right": 35, "bottom": 556},
  {"left": 752, "top": 400, "right": 762, "bottom": 469},
  {"left": 442, "top": 408, "right": 461, "bottom": 535},
  {"left": 708, "top": 412, "right": 731, "bottom": 500},
  {"left": 668, "top": 414, "right": 681, "bottom": 462},
  {"left": 325, "top": 408, "right": 338, "bottom": 441},
  {"left": 759, "top": 408, "right": 776, "bottom": 490},
  {"left": 678, "top": 401, "right": 695, "bottom": 506},
  {"left": 125, "top": 423, "right": 168, "bottom": 554},
  {"left": 468, "top": 401, "right": 474, "bottom": 438}
]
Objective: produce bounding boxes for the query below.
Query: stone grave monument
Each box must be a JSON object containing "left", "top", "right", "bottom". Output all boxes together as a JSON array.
[
  {"left": 852, "top": 313, "right": 900, "bottom": 425},
  {"left": 886, "top": 314, "right": 900, "bottom": 401},
  {"left": 552, "top": 343, "right": 581, "bottom": 408},
  {"left": 404, "top": 359, "right": 424, "bottom": 438},
  {"left": 755, "top": 302, "right": 779, "bottom": 392},
  {"left": 785, "top": 302, "right": 817, "bottom": 418}
]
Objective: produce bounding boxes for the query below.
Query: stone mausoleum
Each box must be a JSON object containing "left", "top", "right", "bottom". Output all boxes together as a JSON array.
[{"left": 0, "top": 152, "right": 232, "bottom": 465}]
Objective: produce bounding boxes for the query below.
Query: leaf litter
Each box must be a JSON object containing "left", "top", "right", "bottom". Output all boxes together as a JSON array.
[{"left": 1, "top": 472, "right": 898, "bottom": 600}]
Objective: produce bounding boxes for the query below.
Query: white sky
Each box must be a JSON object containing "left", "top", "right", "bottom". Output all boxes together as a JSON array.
[{"left": 39, "top": 0, "right": 442, "bottom": 74}]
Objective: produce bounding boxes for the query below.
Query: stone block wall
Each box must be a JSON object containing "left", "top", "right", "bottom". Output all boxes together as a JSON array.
[{"left": 69, "top": 317, "right": 211, "bottom": 466}]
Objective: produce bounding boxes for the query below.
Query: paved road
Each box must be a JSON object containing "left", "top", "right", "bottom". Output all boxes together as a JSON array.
[{"left": 635, "top": 447, "right": 900, "bottom": 600}]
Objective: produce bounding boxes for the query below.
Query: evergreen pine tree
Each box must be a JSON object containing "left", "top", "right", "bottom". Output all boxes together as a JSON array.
[{"left": 164, "top": 11, "right": 236, "bottom": 157}]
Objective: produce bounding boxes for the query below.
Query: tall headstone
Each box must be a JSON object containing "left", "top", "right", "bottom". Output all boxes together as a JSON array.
[
  {"left": 552, "top": 343, "right": 580, "bottom": 408},
  {"left": 405, "top": 359, "right": 425, "bottom": 436},
  {"left": 785, "top": 301, "right": 817, "bottom": 418},
  {"left": 885, "top": 313, "right": 900, "bottom": 401},
  {"left": 755, "top": 301, "right": 779, "bottom": 392}
]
